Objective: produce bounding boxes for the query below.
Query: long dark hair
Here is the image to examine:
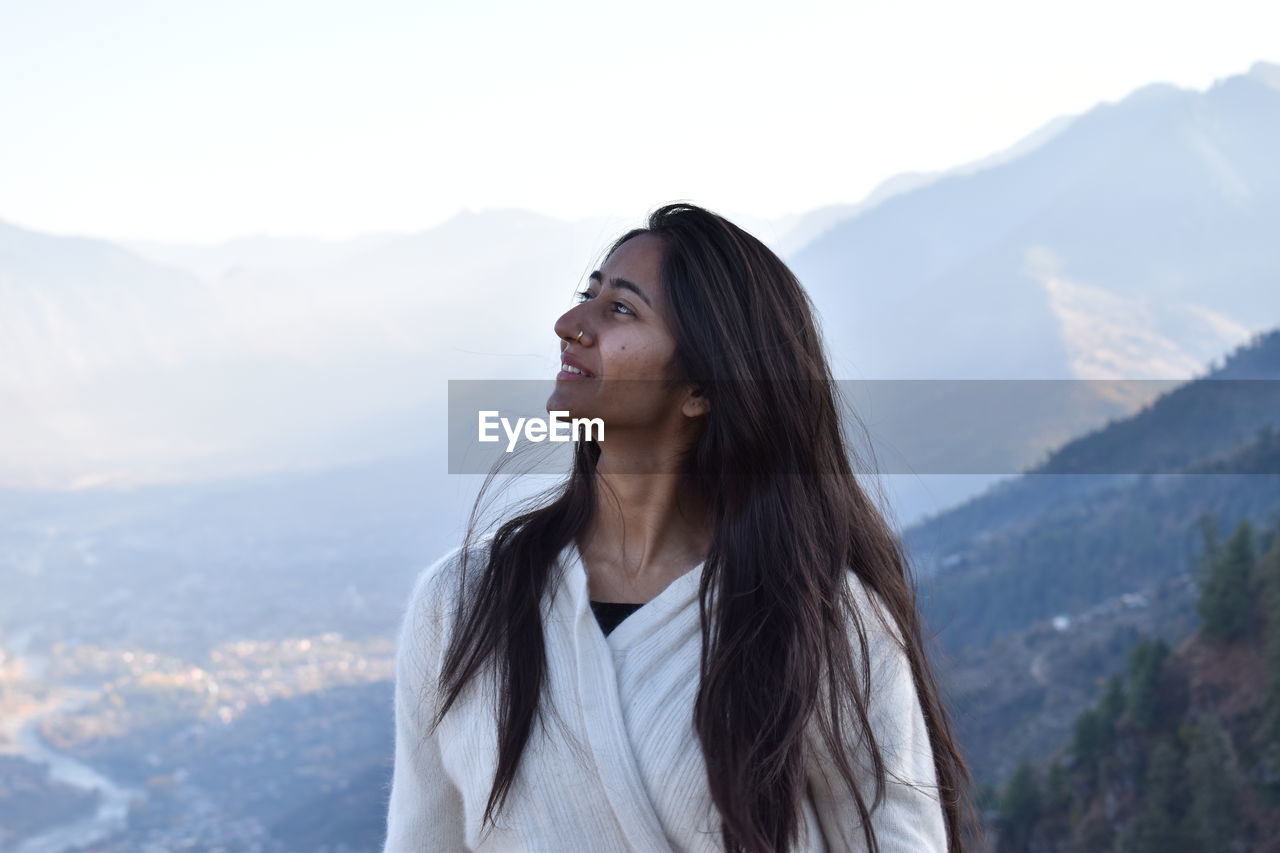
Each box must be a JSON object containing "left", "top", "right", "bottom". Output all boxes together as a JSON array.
[{"left": 425, "top": 202, "right": 983, "bottom": 851}]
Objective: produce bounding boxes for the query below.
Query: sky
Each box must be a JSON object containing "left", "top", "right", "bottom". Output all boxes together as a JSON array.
[{"left": 1, "top": 0, "right": 1277, "bottom": 244}]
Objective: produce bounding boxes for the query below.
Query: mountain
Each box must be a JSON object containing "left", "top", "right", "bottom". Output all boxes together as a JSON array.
[
  {"left": 122, "top": 231, "right": 405, "bottom": 281},
  {"left": 771, "top": 111, "right": 1078, "bottom": 259},
  {"left": 0, "top": 210, "right": 621, "bottom": 489},
  {"left": 788, "top": 66, "right": 1278, "bottom": 382},
  {"left": 5, "top": 64, "right": 1279, "bottom": 518},
  {"left": 988, "top": 517, "right": 1280, "bottom": 852},
  {"left": 901, "top": 327, "right": 1280, "bottom": 792},
  {"left": 909, "top": 328, "right": 1280, "bottom": 634},
  {"left": 0, "top": 218, "right": 229, "bottom": 389}
]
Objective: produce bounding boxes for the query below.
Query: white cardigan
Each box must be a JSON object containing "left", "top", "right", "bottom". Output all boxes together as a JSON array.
[{"left": 383, "top": 541, "right": 948, "bottom": 852}]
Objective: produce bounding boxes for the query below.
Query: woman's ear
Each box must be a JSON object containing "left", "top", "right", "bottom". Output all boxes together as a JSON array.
[{"left": 681, "top": 385, "right": 710, "bottom": 418}]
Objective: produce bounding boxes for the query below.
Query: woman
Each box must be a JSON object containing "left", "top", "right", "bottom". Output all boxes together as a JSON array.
[{"left": 385, "top": 203, "right": 983, "bottom": 851}]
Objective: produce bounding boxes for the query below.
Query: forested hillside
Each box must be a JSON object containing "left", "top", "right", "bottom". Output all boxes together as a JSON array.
[
  {"left": 989, "top": 517, "right": 1280, "bottom": 852},
  {"left": 910, "top": 327, "right": 1280, "bottom": 658}
]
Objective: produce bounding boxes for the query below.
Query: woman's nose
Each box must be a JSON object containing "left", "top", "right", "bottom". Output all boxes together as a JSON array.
[{"left": 554, "top": 308, "right": 590, "bottom": 346}]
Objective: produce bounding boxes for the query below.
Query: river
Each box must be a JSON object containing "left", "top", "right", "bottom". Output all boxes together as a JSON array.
[{"left": 2, "top": 640, "right": 147, "bottom": 853}]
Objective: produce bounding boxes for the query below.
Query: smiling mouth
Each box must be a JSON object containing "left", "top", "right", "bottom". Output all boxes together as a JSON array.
[{"left": 557, "top": 362, "right": 595, "bottom": 379}]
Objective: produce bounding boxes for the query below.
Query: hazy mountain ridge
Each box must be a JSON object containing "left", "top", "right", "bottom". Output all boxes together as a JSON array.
[
  {"left": 123, "top": 231, "right": 405, "bottom": 280},
  {"left": 906, "top": 327, "right": 1280, "bottom": 580},
  {"left": 4, "top": 65, "right": 1277, "bottom": 502},
  {"left": 0, "top": 218, "right": 231, "bottom": 385},
  {"left": 788, "top": 68, "right": 1278, "bottom": 381}
]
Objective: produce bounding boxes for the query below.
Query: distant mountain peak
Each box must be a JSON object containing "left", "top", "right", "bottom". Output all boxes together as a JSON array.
[
  {"left": 1107, "top": 80, "right": 1185, "bottom": 111},
  {"left": 1248, "top": 59, "right": 1280, "bottom": 92}
]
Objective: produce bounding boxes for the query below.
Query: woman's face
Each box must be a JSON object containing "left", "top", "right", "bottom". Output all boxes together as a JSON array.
[{"left": 547, "top": 233, "right": 699, "bottom": 433}]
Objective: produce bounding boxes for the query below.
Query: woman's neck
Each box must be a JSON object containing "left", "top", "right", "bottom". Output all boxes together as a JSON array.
[{"left": 578, "top": 466, "right": 710, "bottom": 589}]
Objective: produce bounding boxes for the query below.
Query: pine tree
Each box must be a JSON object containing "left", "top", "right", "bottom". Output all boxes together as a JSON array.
[
  {"left": 1099, "top": 673, "right": 1124, "bottom": 728},
  {"left": 1070, "top": 707, "right": 1107, "bottom": 773},
  {"left": 1198, "top": 519, "right": 1255, "bottom": 642},
  {"left": 1194, "top": 512, "right": 1220, "bottom": 579},
  {"left": 1117, "top": 737, "right": 1188, "bottom": 853},
  {"left": 1044, "top": 757, "right": 1068, "bottom": 812},
  {"left": 1252, "top": 523, "right": 1280, "bottom": 801},
  {"left": 1185, "top": 713, "right": 1244, "bottom": 850},
  {"left": 1126, "top": 637, "right": 1169, "bottom": 732},
  {"left": 998, "top": 760, "right": 1041, "bottom": 852}
]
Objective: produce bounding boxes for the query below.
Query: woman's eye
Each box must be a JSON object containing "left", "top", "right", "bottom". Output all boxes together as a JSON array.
[
  {"left": 576, "top": 292, "right": 634, "bottom": 318},
  {"left": 611, "top": 301, "right": 633, "bottom": 316}
]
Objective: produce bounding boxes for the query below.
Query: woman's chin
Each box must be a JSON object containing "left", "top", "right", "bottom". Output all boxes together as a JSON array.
[
  {"left": 545, "top": 391, "right": 591, "bottom": 420},
  {"left": 550, "top": 394, "right": 588, "bottom": 417}
]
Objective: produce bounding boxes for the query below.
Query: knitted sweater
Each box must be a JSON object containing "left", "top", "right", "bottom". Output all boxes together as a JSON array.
[{"left": 383, "top": 541, "right": 948, "bottom": 851}]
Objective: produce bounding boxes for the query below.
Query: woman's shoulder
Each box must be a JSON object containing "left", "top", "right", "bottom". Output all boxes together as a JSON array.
[
  {"left": 406, "top": 544, "right": 466, "bottom": 605},
  {"left": 399, "top": 540, "right": 493, "bottom": 647},
  {"left": 838, "top": 568, "right": 910, "bottom": 655}
]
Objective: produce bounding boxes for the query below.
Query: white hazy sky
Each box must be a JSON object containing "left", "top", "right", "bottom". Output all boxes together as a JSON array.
[{"left": 1, "top": 0, "right": 1276, "bottom": 244}]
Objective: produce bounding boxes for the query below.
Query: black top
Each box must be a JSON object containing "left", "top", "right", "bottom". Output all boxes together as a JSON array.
[{"left": 589, "top": 599, "right": 645, "bottom": 636}]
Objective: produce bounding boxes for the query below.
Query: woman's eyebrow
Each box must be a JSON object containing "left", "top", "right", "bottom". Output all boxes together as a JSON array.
[{"left": 589, "top": 269, "right": 652, "bottom": 307}]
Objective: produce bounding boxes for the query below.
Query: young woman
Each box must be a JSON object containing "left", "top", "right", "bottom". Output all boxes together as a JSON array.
[{"left": 385, "top": 203, "right": 983, "bottom": 852}]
